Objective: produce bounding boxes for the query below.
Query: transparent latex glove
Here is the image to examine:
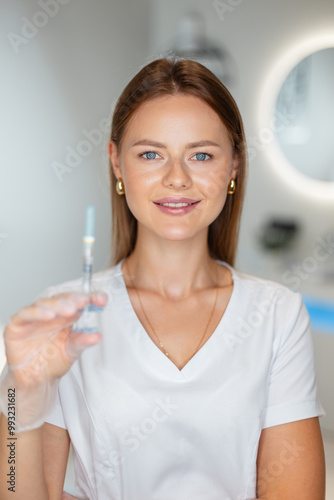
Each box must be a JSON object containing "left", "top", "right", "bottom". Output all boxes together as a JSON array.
[{"left": 0, "top": 291, "right": 107, "bottom": 432}]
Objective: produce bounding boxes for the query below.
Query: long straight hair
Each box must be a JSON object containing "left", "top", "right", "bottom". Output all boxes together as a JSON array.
[{"left": 109, "top": 58, "right": 247, "bottom": 267}]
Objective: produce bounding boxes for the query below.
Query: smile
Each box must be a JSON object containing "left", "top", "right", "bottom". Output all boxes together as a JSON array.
[{"left": 153, "top": 200, "right": 200, "bottom": 215}]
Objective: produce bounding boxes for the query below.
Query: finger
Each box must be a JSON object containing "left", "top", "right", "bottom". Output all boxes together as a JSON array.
[
  {"left": 65, "top": 330, "right": 102, "bottom": 362},
  {"left": 10, "top": 305, "right": 76, "bottom": 328},
  {"left": 36, "top": 293, "right": 90, "bottom": 314},
  {"left": 90, "top": 290, "right": 108, "bottom": 307},
  {"left": 11, "top": 293, "right": 90, "bottom": 326},
  {"left": 11, "top": 306, "right": 57, "bottom": 324}
]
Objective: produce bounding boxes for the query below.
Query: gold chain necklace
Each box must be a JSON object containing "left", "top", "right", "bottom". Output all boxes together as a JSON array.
[{"left": 125, "top": 261, "right": 219, "bottom": 366}]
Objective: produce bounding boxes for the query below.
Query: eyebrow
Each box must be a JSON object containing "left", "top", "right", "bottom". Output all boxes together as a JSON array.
[{"left": 131, "top": 139, "right": 221, "bottom": 149}]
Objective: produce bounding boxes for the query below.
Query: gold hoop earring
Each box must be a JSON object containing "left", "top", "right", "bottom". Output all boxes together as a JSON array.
[
  {"left": 227, "top": 179, "right": 236, "bottom": 195},
  {"left": 116, "top": 177, "right": 125, "bottom": 195}
]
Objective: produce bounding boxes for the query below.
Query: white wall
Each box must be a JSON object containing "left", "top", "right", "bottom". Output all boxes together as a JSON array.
[
  {"left": 0, "top": 0, "right": 151, "bottom": 325},
  {"left": 148, "top": 0, "right": 334, "bottom": 286}
]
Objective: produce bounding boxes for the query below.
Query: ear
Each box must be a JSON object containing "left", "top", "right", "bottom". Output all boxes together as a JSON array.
[
  {"left": 108, "top": 141, "right": 122, "bottom": 179},
  {"left": 231, "top": 153, "right": 240, "bottom": 180}
]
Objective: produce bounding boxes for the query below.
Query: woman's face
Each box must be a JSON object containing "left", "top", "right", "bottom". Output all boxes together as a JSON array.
[{"left": 110, "top": 94, "right": 239, "bottom": 242}]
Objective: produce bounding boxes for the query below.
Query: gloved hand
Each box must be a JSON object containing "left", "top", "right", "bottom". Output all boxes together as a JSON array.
[{"left": 0, "top": 291, "right": 107, "bottom": 432}]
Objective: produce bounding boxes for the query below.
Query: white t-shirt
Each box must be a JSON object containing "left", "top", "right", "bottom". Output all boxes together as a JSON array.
[{"left": 44, "top": 260, "right": 324, "bottom": 500}]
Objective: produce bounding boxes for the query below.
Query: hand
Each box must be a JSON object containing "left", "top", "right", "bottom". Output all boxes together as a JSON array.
[
  {"left": 0, "top": 291, "right": 107, "bottom": 431},
  {"left": 3, "top": 291, "right": 108, "bottom": 384}
]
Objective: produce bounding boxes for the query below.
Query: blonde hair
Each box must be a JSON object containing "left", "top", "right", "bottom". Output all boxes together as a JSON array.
[{"left": 109, "top": 57, "right": 247, "bottom": 266}]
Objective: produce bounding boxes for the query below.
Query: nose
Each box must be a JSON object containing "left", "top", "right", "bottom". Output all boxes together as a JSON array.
[{"left": 162, "top": 158, "right": 192, "bottom": 190}]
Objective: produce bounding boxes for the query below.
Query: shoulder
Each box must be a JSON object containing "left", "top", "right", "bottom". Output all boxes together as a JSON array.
[
  {"left": 221, "top": 260, "right": 301, "bottom": 305},
  {"left": 221, "top": 265, "right": 314, "bottom": 364},
  {"left": 219, "top": 262, "right": 308, "bottom": 335}
]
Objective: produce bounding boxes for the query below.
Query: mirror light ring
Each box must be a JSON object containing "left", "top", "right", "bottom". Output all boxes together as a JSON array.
[{"left": 259, "top": 31, "right": 334, "bottom": 200}]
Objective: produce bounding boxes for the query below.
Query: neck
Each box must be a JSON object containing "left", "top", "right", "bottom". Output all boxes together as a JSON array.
[{"left": 122, "top": 224, "right": 220, "bottom": 300}]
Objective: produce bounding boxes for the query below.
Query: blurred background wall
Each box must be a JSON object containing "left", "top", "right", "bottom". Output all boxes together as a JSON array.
[{"left": 1, "top": 0, "right": 334, "bottom": 429}]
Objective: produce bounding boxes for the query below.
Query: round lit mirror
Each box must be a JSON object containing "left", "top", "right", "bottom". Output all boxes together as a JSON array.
[
  {"left": 259, "top": 35, "right": 334, "bottom": 198},
  {"left": 274, "top": 47, "right": 334, "bottom": 182}
]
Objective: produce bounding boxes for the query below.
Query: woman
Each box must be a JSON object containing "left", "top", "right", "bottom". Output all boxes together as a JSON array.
[{"left": 0, "top": 58, "right": 326, "bottom": 499}]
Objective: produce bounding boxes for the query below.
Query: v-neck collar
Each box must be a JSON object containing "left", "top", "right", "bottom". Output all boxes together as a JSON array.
[{"left": 113, "top": 259, "right": 239, "bottom": 381}]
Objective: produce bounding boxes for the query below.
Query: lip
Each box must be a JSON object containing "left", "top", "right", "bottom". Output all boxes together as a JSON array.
[
  {"left": 153, "top": 197, "right": 201, "bottom": 215},
  {"left": 154, "top": 197, "right": 199, "bottom": 204}
]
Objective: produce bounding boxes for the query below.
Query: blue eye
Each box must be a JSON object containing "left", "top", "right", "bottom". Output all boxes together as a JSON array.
[
  {"left": 192, "top": 153, "right": 212, "bottom": 161},
  {"left": 141, "top": 151, "right": 159, "bottom": 160}
]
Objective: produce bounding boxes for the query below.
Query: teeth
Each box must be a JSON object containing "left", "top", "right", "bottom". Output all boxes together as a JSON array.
[{"left": 161, "top": 202, "right": 191, "bottom": 207}]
